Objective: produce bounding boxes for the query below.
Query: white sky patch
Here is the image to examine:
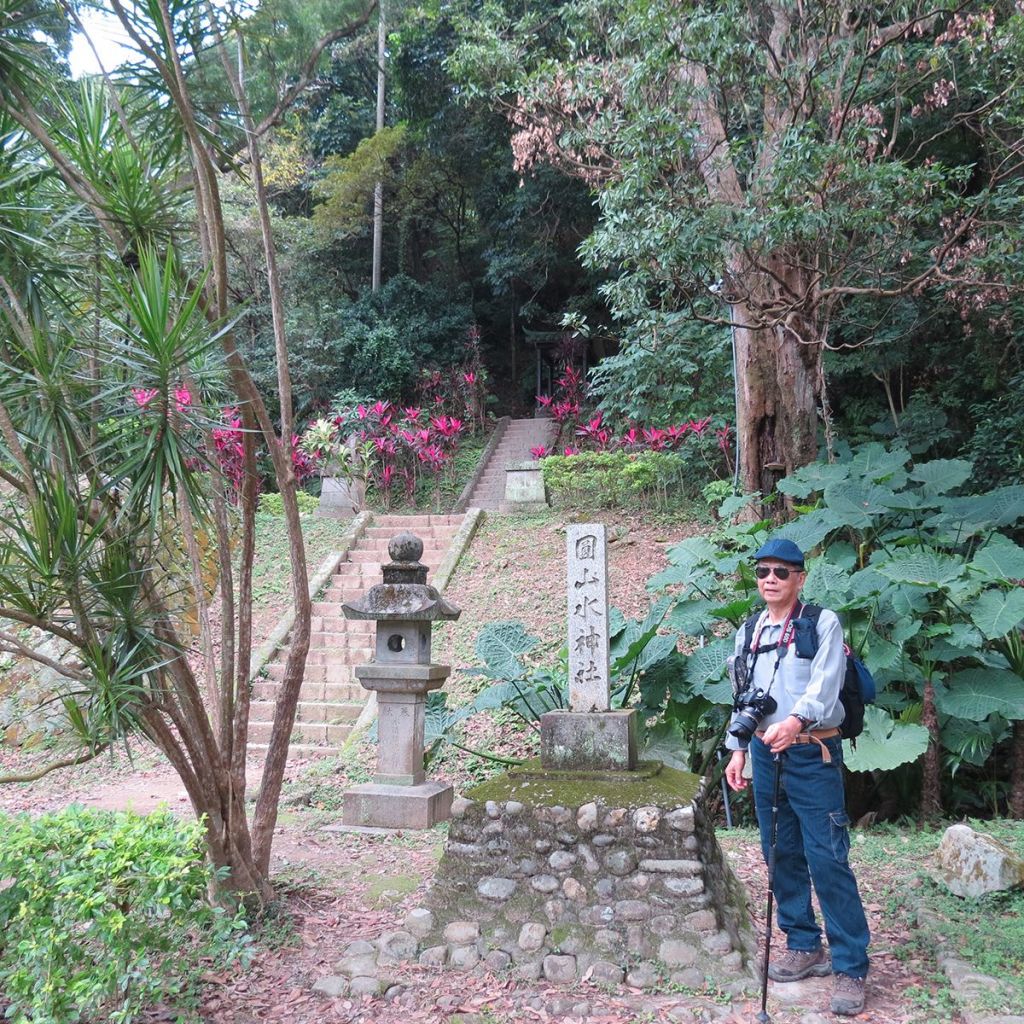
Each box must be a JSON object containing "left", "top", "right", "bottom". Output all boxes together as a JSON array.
[{"left": 68, "top": 9, "right": 137, "bottom": 79}]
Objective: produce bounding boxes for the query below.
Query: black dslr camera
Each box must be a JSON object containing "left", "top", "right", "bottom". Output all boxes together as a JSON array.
[{"left": 727, "top": 655, "right": 777, "bottom": 742}]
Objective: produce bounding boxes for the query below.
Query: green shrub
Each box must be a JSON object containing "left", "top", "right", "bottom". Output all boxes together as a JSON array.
[
  {"left": 0, "top": 806, "right": 249, "bottom": 1024},
  {"left": 257, "top": 490, "right": 320, "bottom": 516},
  {"left": 966, "top": 369, "right": 1024, "bottom": 490},
  {"left": 541, "top": 450, "right": 685, "bottom": 509}
]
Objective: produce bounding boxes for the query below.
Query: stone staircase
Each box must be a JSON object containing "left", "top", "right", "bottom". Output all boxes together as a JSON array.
[
  {"left": 463, "top": 417, "right": 557, "bottom": 510},
  {"left": 249, "top": 513, "right": 464, "bottom": 755}
]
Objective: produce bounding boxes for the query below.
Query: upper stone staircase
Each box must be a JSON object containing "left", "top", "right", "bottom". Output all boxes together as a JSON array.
[
  {"left": 463, "top": 417, "right": 557, "bottom": 510},
  {"left": 249, "top": 513, "right": 464, "bottom": 755}
]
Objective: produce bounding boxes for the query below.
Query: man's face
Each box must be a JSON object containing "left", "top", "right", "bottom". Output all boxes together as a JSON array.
[{"left": 755, "top": 559, "right": 805, "bottom": 608}]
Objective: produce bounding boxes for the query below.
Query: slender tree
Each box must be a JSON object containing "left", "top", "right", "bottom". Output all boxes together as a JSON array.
[{"left": 0, "top": 0, "right": 375, "bottom": 897}]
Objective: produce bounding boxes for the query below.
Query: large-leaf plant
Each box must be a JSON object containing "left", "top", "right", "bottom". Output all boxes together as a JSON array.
[{"left": 652, "top": 442, "right": 1024, "bottom": 818}]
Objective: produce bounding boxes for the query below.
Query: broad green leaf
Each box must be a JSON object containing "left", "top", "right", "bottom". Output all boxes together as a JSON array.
[
  {"left": 643, "top": 651, "right": 688, "bottom": 707},
  {"left": 910, "top": 458, "right": 973, "bottom": 495},
  {"left": 970, "top": 589, "right": 1024, "bottom": 640},
  {"left": 874, "top": 550, "right": 966, "bottom": 588},
  {"left": 941, "top": 717, "right": 1002, "bottom": 768},
  {"left": 921, "top": 639, "right": 975, "bottom": 664},
  {"left": 474, "top": 621, "right": 538, "bottom": 679},
  {"left": 710, "top": 596, "right": 759, "bottom": 625},
  {"left": 666, "top": 598, "right": 722, "bottom": 636},
  {"left": 891, "top": 619, "right": 922, "bottom": 644},
  {"left": 665, "top": 536, "right": 719, "bottom": 573},
  {"left": 803, "top": 560, "right": 852, "bottom": 609},
  {"left": 849, "top": 443, "right": 910, "bottom": 483},
  {"left": 700, "top": 676, "right": 734, "bottom": 705},
  {"left": 863, "top": 637, "right": 901, "bottom": 673},
  {"left": 848, "top": 566, "right": 889, "bottom": 599},
  {"left": 937, "top": 669, "right": 1024, "bottom": 722},
  {"left": 823, "top": 481, "right": 896, "bottom": 528},
  {"left": 641, "top": 719, "right": 690, "bottom": 771},
  {"left": 718, "top": 493, "right": 759, "bottom": 520},
  {"left": 971, "top": 535, "right": 1024, "bottom": 582},
  {"left": 925, "top": 486, "right": 1024, "bottom": 535},
  {"left": 844, "top": 706, "right": 929, "bottom": 772},
  {"left": 823, "top": 541, "right": 858, "bottom": 571},
  {"left": 608, "top": 607, "right": 628, "bottom": 640},
  {"left": 683, "top": 635, "right": 734, "bottom": 688},
  {"left": 776, "top": 460, "right": 849, "bottom": 498},
  {"left": 775, "top": 508, "right": 846, "bottom": 552}
]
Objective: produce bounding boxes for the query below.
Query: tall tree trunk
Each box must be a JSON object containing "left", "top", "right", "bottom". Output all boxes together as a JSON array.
[
  {"left": 732, "top": 299, "right": 821, "bottom": 500},
  {"left": 920, "top": 676, "right": 943, "bottom": 820},
  {"left": 371, "top": 0, "right": 386, "bottom": 291},
  {"left": 1010, "top": 720, "right": 1024, "bottom": 819}
]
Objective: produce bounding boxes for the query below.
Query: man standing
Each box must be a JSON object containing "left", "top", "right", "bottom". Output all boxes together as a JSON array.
[{"left": 724, "top": 539, "right": 870, "bottom": 1016}]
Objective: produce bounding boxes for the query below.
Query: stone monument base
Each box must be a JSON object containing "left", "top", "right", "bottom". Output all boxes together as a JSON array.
[
  {"left": 405, "top": 761, "right": 756, "bottom": 992},
  {"left": 540, "top": 709, "right": 637, "bottom": 771},
  {"left": 500, "top": 461, "right": 549, "bottom": 513},
  {"left": 343, "top": 780, "right": 454, "bottom": 829}
]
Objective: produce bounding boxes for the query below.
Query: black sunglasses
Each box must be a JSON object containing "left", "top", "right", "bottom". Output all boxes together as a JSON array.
[{"left": 755, "top": 565, "right": 802, "bottom": 580}]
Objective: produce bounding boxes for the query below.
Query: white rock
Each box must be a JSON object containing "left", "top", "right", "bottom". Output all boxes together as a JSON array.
[{"left": 935, "top": 824, "right": 1024, "bottom": 898}]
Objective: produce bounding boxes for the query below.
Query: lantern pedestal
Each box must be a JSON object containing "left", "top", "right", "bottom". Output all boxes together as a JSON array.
[{"left": 342, "top": 780, "right": 453, "bottom": 830}]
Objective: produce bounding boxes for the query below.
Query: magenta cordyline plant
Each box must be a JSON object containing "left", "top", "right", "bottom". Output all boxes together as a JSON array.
[
  {"left": 135, "top": 393, "right": 321, "bottom": 502},
  {"left": 309, "top": 398, "right": 467, "bottom": 511},
  {"left": 528, "top": 406, "right": 733, "bottom": 478}
]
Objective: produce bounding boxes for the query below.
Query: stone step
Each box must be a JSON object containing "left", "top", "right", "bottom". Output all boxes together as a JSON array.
[
  {"left": 364, "top": 526, "right": 459, "bottom": 540},
  {"left": 247, "top": 720, "right": 353, "bottom": 746},
  {"left": 248, "top": 742, "right": 341, "bottom": 756},
  {"left": 373, "top": 514, "right": 463, "bottom": 527},
  {"left": 319, "top": 617, "right": 375, "bottom": 632},
  {"left": 343, "top": 549, "right": 446, "bottom": 564},
  {"left": 263, "top": 653, "right": 369, "bottom": 682},
  {"left": 249, "top": 700, "right": 363, "bottom": 724},
  {"left": 270, "top": 663, "right": 358, "bottom": 685},
  {"left": 251, "top": 678, "right": 366, "bottom": 703}
]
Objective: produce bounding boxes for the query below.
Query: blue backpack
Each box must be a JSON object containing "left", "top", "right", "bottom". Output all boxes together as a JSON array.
[{"left": 741, "top": 604, "right": 876, "bottom": 742}]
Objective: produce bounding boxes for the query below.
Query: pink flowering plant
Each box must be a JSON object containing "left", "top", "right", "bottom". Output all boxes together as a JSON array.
[{"left": 301, "top": 397, "right": 470, "bottom": 512}]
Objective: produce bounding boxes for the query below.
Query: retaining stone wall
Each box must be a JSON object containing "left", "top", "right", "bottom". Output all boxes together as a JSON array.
[{"left": 405, "top": 783, "right": 756, "bottom": 994}]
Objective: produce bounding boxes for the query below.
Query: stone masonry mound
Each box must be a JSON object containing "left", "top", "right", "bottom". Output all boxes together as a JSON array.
[{"left": 403, "top": 762, "right": 757, "bottom": 994}]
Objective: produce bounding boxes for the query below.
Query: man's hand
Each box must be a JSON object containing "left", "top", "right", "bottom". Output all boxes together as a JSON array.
[
  {"left": 761, "top": 715, "right": 805, "bottom": 754},
  {"left": 725, "top": 749, "right": 748, "bottom": 791}
]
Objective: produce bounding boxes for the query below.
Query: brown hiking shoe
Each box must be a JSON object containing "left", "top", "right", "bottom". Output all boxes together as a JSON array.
[
  {"left": 831, "top": 973, "right": 866, "bottom": 1015},
  {"left": 767, "top": 947, "right": 832, "bottom": 982}
]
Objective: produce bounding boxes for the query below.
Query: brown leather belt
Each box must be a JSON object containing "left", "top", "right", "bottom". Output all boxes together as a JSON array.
[{"left": 755, "top": 727, "right": 841, "bottom": 762}]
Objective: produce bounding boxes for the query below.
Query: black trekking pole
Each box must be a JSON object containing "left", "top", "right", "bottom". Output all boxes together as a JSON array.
[{"left": 756, "top": 752, "right": 784, "bottom": 1024}]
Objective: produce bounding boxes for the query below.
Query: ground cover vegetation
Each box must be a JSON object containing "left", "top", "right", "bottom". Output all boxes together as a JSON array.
[{"left": 440, "top": 442, "right": 1024, "bottom": 823}]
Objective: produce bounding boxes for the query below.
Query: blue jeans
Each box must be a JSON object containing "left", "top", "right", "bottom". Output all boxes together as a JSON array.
[{"left": 750, "top": 735, "right": 870, "bottom": 978}]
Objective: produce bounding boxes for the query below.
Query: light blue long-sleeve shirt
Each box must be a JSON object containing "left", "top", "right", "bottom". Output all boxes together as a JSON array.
[{"left": 725, "top": 605, "right": 846, "bottom": 751}]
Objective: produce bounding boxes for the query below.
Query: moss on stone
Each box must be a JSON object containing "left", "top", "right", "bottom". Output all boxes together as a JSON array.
[
  {"left": 465, "top": 760, "right": 700, "bottom": 810},
  {"left": 364, "top": 872, "right": 420, "bottom": 906}
]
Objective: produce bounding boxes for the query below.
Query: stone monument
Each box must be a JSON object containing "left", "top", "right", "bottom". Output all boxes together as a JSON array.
[
  {"left": 541, "top": 524, "right": 636, "bottom": 771},
  {"left": 340, "top": 531, "right": 460, "bottom": 829}
]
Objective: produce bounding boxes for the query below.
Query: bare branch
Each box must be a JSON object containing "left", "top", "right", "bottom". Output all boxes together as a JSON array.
[
  {"left": 0, "top": 631, "right": 88, "bottom": 680},
  {"left": 0, "top": 744, "right": 109, "bottom": 785}
]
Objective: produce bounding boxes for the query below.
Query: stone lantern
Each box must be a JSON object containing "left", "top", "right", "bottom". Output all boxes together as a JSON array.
[{"left": 341, "top": 531, "right": 460, "bottom": 829}]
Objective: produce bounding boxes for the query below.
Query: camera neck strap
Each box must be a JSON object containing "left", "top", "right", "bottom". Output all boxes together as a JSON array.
[{"left": 747, "top": 602, "right": 804, "bottom": 694}]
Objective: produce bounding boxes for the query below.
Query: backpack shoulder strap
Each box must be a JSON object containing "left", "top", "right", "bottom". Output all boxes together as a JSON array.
[
  {"left": 800, "top": 603, "right": 823, "bottom": 623},
  {"left": 742, "top": 611, "right": 760, "bottom": 655}
]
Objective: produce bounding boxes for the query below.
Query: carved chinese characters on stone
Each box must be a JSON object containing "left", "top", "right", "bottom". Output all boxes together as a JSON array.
[{"left": 567, "top": 524, "right": 610, "bottom": 712}]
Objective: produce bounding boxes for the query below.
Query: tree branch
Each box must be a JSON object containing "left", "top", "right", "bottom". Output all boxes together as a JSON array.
[{"left": 0, "top": 744, "right": 108, "bottom": 785}]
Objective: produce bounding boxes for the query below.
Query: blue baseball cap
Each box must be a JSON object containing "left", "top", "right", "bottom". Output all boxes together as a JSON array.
[{"left": 753, "top": 538, "right": 805, "bottom": 567}]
